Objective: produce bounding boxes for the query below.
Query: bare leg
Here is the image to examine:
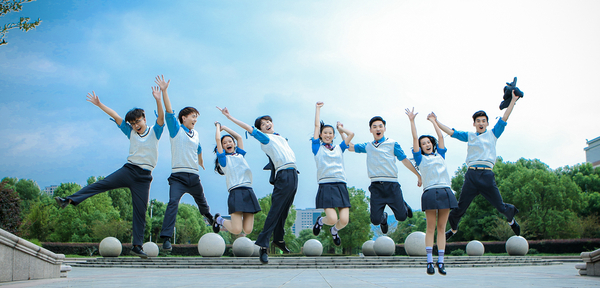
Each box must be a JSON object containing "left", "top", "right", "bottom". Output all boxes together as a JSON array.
[
  {"left": 425, "top": 209, "right": 437, "bottom": 247},
  {"left": 437, "top": 209, "right": 450, "bottom": 250},
  {"left": 242, "top": 213, "right": 255, "bottom": 235},
  {"left": 321, "top": 208, "right": 338, "bottom": 226},
  {"left": 336, "top": 207, "right": 350, "bottom": 230},
  {"left": 223, "top": 212, "right": 243, "bottom": 235}
]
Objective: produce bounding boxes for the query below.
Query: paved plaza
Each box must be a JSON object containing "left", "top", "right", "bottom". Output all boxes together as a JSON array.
[{"left": 1, "top": 263, "right": 598, "bottom": 288}]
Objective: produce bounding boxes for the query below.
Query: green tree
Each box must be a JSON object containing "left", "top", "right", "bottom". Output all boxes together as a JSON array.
[
  {"left": 15, "top": 178, "right": 40, "bottom": 216},
  {"left": 389, "top": 211, "right": 427, "bottom": 244},
  {"left": 89, "top": 176, "right": 133, "bottom": 222},
  {"left": 20, "top": 195, "right": 55, "bottom": 241},
  {"left": 174, "top": 203, "right": 208, "bottom": 244},
  {"left": 337, "top": 187, "right": 373, "bottom": 254},
  {"left": 145, "top": 199, "right": 166, "bottom": 243},
  {"left": 0, "top": 0, "right": 41, "bottom": 46},
  {"left": 0, "top": 182, "right": 21, "bottom": 234}
]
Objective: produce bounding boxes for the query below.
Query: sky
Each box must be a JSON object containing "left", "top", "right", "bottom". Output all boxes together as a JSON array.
[{"left": 1, "top": 0, "right": 599, "bottom": 217}]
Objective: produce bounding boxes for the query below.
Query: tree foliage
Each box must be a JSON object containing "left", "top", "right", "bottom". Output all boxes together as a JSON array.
[
  {"left": 0, "top": 182, "right": 21, "bottom": 234},
  {"left": 0, "top": 0, "right": 41, "bottom": 46}
]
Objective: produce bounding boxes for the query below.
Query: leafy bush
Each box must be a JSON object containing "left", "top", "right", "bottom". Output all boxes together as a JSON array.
[
  {"left": 0, "top": 182, "right": 22, "bottom": 235},
  {"left": 450, "top": 249, "right": 465, "bottom": 256}
]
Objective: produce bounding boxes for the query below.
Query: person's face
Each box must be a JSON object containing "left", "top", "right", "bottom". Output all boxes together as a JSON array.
[
  {"left": 473, "top": 116, "right": 489, "bottom": 133},
  {"left": 370, "top": 120, "right": 386, "bottom": 141},
  {"left": 182, "top": 113, "right": 198, "bottom": 130},
  {"left": 129, "top": 117, "right": 147, "bottom": 134},
  {"left": 221, "top": 136, "right": 236, "bottom": 153},
  {"left": 320, "top": 127, "right": 335, "bottom": 144},
  {"left": 420, "top": 137, "right": 433, "bottom": 154},
  {"left": 260, "top": 119, "right": 274, "bottom": 134}
]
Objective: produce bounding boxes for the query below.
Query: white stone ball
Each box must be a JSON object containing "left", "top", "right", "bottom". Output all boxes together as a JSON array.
[
  {"left": 404, "top": 231, "right": 427, "bottom": 256},
  {"left": 302, "top": 239, "right": 323, "bottom": 256},
  {"left": 506, "top": 236, "right": 529, "bottom": 256},
  {"left": 362, "top": 240, "right": 376, "bottom": 256},
  {"left": 232, "top": 237, "right": 254, "bottom": 257},
  {"left": 251, "top": 241, "right": 260, "bottom": 257},
  {"left": 374, "top": 236, "right": 396, "bottom": 256},
  {"left": 142, "top": 242, "right": 159, "bottom": 257},
  {"left": 198, "top": 233, "right": 226, "bottom": 257},
  {"left": 99, "top": 237, "right": 122, "bottom": 257},
  {"left": 466, "top": 240, "right": 485, "bottom": 256}
]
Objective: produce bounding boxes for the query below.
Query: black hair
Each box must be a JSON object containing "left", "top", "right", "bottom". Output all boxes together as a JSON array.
[
  {"left": 472, "top": 110, "right": 488, "bottom": 122},
  {"left": 213, "top": 135, "right": 236, "bottom": 175},
  {"left": 125, "top": 108, "right": 145, "bottom": 123},
  {"left": 369, "top": 116, "right": 386, "bottom": 127},
  {"left": 319, "top": 120, "right": 335, "bottom": 141},
  {"left": 254, "top": 115, "right": 273, "bottom": 130},
  {"left": 418, "top": 135, "right": 438, "bottom": 155},
  {"left": 178, "top": 107, "right": 199, "bottom": 124}
]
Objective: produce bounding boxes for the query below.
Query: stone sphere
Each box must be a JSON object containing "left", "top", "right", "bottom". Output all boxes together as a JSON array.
[
  {"left": 232, "top": 237, "right": 254, "bottom": 257},
  {"left": 142, "top": 242, "right": 159, "bottom": 257},
  {"left": 466, "top": 240, "right": 485, "bottom": 256},
  {"left": 506, "top": 236, "right": 529, "bottom": 256},
  {"left": 303, "top": 239, "right": 323, "bottom": 256},
  {"left": 251, "top": 241, "right": 260, "bottom": 257},
  {"left": 362, "top": 240, "right": 376, "bottom": 256},
  {"left": 374, "top": 236, "right": 396, "bottom": 256},
  {"left": 198, "top": 233, "right": 226, "bottom": 257},
  {"left": 99, "top": 237, "right": 122, "bottom": 257},
  {"left": 404, "top": 231, "right": 427, "bottom": 256}
]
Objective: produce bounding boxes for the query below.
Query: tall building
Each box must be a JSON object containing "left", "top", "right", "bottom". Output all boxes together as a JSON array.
[
  {"left": 292, "top": 208, "right": 323, "bottom": 237},
  {"left": 585, "top": 136, "right": 600, "bottom": 168},
  {"left": 44, "top": 185, "right": 58, "bottom": 196}
]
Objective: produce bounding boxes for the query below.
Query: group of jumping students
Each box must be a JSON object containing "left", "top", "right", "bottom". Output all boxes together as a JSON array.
[{"left": 55, "top": 75, "right": 523, "bottom": 275}]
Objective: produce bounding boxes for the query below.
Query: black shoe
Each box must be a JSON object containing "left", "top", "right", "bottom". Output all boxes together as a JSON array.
[
  {"left": 272, "top": 240, "right": 290, "bottom": 253},
  {"left": 436, "top": 262, "right": 446, "bottom": 275},
  {"left": 204, "top": 213, "right": 215, "bottom": 226},
  {"left": 406, "top": 204, "right": 413, "bottom": 218},
  {"left": 445, "top": 229, "right": 455, "bottom": 241},
  {"left": 162, "top": 239, "right": 172, "bottom": 251},
  {"left": 427, "top": 262, "right": 435, "bottom": 275},
  {"left": 259, "top": 247, "right": 269, "bottom": 264},
  {"left": 130, "top": 245, "right": 148, "bottom": 259},
  {"left": 331, "top": 227, "right": 341, "bottom": 246},
  {"left": 55, "top": 197, "right": 70, "bottom": 209},
  {"left": 380, "top": 212, "right": 389, "bottom": 234},
  {"left": 313, "top": 216, "right": 323, "bottom": 236},
  {"left": 510, "top": 220, "right": 521, "bottom": 236},
  {"left": 212, "top": 213, "right": 221, "bottom": 233}
]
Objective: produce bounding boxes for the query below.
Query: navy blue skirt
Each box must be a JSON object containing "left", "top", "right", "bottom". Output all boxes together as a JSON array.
[
  {"left": 421, "top": 187, "right": 458, "bottom": 211},
  {"left": 315, "top": 182, "right": 351, "bottom": 209},
  {"left": 228, "top": 187, "right": 261, "bottom": 214}
]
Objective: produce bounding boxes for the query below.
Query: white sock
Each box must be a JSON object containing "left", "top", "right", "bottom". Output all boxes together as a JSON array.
[
  {"left": 318, "top": 217, "right": 324, "bottom": 226},
  {"left": 217, "top": 216, "right": 224, "bottom": 225},
  {"left": 331, "top": 225, "right": 339, "bottom": 235},
  {"left": 508, "top": 219, "right": 515, "bottom": 225}
]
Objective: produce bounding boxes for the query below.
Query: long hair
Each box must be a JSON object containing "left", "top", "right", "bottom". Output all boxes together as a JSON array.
[
  {"left": 213, "top": 135, "right": 236, "bottom": 175},
  {"left": 418, "top": 135, "right": 438, "bottom": 155}
]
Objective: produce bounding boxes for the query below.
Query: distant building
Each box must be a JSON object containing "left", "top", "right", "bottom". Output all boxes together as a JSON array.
[
  {"left": 585, "top": 136, "right": 600, "bottom": 168},
  {"left": 44, "top": 185, "right": 58, "bottom": 196},
  {"left": 292, "top": 208, "right": 323, "bottom": 237}
]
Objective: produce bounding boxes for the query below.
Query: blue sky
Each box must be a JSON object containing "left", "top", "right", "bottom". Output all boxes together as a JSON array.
[{"left": 1, "top": 0, "right": 599, "bottom": 216}]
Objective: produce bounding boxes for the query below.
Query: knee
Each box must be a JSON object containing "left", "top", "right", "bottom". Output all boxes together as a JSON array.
[
  {"left": 395, "top": 214, "right": 407, "bottom": 222},
  {"left": 230, "top": 227, "right": 243, "bottom": 235},
  {"left": 338, "top": 217, "right": 349, "bottom": 227}
]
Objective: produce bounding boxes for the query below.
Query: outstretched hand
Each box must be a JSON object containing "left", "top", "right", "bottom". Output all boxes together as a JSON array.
[
  {"left": 405, "top": 107, "right": 418, "bottom": 121},
  {"left": 316, "top": 101, "right": 324, "bottom": 108},
  {"left": 155, "top": 75, "right": 170, "bottom": 91},
  {"left": 336, "top": 121, "right": 343, "bottom": 130},
  {"left": 216, "top": 106, "right": 230, "bottom": 117},
  {"left": 86, "top": 91, "right": 101, "bottom": 106},
  {"left": 427, "top": 112, "right": 437, "bottom": 122},
  {"left": 151, "top": 86, "right": 161, "bottom": 101}
]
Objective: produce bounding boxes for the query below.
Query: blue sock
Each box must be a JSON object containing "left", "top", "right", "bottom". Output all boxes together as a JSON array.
[
  {"left": 438, "top": 250, "right": 445, "bottom": 263},
  {"left": 426, "top": 247, "right": 433, "bottom": 263}
]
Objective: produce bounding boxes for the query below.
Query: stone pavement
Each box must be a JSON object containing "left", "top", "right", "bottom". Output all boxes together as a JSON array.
[{"left": 1, "top": 263, "right": 598, "bottom": 288}]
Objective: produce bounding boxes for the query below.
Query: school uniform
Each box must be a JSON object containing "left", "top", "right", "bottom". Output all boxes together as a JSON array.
[
  {"left": 251, "top": 128, "right": 298, "bottom": 248},
  {"left": 354, "top": 137, "right": 409, "bottom": 225},
  {"left": 66, "top": 120, "right": 164, "bottom": 246},
  {"left": 447, "top": 118, "right": 518, "bottom": 231},
  {"left": 160, "top": 112, "right": 211, "bottom": 239},
  {"left": 312, "top": 138, "right": 351, "bottom": 209},
  {"left": 413, "top": 147, "right": 458, "bottom": 211},
  {"left": 217, "top": 147, "right": 261, "bottom": 214}
]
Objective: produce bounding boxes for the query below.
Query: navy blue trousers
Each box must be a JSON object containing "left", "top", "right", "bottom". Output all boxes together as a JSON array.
[
  {"left": 255, "top": 169, "right": 298, "bottom": 248},
  {"left": 66, "top": 163, "right": 151, "bottom": 246},
  {"left": 369, "top": 181, "right": 408, "bottom": 225},
  {"left": 448, "top": 169, "right": 518, "bottom": 230}
]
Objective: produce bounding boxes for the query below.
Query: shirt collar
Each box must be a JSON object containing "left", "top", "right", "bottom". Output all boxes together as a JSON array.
[{"left": 374, "top": 136, "right": 386, "bottom": 144}]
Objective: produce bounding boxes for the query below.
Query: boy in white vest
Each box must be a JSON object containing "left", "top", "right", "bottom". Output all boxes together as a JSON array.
[
  {"left": 155, "top": 75, "right": 213, "bottom": 250},
  {"left": 350, "top": 116, "right": 422, "bottom": 234},
  {"left": 218, "top": 106, "right": 298, "bottom": 264},
  {"left": 55, "top": 86, "right": 165, "bottom": 258},
  {"left": 435, "top": 91, "right": 521, "bottom": 240}
]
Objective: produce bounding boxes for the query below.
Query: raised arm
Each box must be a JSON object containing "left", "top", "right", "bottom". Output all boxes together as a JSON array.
[
  {"left": 401, "top": 158, "right": 422, "bottom": 187},
  {"left": 427, "top": 112, "right": 444, "bottom": 149},
  {"left": 155, "top": 75, "right": 172, "bottom": 113},
  {"left": 221, "top": 125, "right": 244, "bottom": 150},
  {"left": 215, "top": 122, "right": 224, "bottom": 154},
  {"left": 86, "top": 91, "right": 123, "bottom": 125},
  {"left": 435, "top": 116, "right": 454, "bottom": 136},
  {"left": 152, "top": 86, "right": 165, "bottom": 126},
  {"left": 502, "top": 90, "right": 520, "bottom": 122},
  {"left": 314, "top": 102, "right": 323, "bottom": 139},
  {"left": 405, "top": 107, "right": 419, "bottom": 153},
  {"left": 216, "top": 106, "right": 253, "bottom": 134},
  {"left": 336, "top": 122, "right": 355, "bottom": 146}
]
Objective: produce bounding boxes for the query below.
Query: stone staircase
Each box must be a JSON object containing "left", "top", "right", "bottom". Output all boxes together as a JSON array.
[{"left": 67, "top": 255, "right": 562, "bottom": 269}]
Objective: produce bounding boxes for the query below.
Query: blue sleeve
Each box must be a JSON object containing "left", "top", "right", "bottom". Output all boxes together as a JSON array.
[
  {"left": 437, "top": 146, "right": 447, "bottom": 159},
  {"left": 394, "top": 142, "right": 407, "bottom": 161},
  {"left": 354, "top": 142, "right": 367, "bottom": 153},
  {"left": 165, "top": 112, "right": 180, "bottom": 138},
  {"left": 217, "top": 152, "right": 227, "bottom": 167},
  {"left": 340, "top": 140, "right": 349, "bottom": 152},
  {"left": 197, "top": 143, "right": 202, "bottom": 155},
  {"left": 117, "top": 120, "right": 132, "bottom": 139},
  {"left": 492, "top": 118, "right": 507, "bottom": 138},
  {"left": 412, "top": 149, "right": 422, "bottom": 166},
  {"left": 311, "top": 138, "right": 320, "bottom": 155},
  {"left": 250, "top": 127, "right": 270, "bottom": 145},
  {"left": 451, "top": 129, "right": 469, "bottom": 142},
  {"left": 152, "top": 121, "right": 165, "bottom": 140},
  {"left": 236, "top": 147, "right": 247, "bottom": 156}
]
